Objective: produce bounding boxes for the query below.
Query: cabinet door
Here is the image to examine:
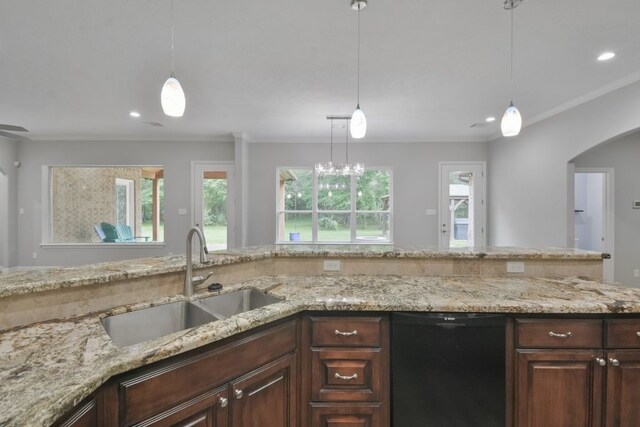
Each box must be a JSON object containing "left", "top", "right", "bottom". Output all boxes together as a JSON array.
[
  {"left": 516, "top": 350, "right": 604, "bottom": 427},
  {"left": 605, "top": 350, "right": 640, "bottom": 427},
  {"left": 230, "top": 354, "right": 297, "bottom": 427},
  {"left": 136, "top": 386, "right": 228, "bottom": 427}
]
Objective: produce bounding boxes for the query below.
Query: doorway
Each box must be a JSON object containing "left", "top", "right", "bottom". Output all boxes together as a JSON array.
[
  {"left": 0, "top": 169, "right": 8, "bottom": 271},
  {"left": 438, "top": 162, "right": 486, "bottom": 248},
  {"left": 192, "top": 162, "right": 235, "bottom": 251},
  {"left": 574, "top": 168, "right": 614, "bottom": 282}
]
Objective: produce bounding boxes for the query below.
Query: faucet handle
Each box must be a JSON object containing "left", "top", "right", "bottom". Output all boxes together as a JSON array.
[{"left": 192, "top": 271, "right": 215, "bottom": 286}]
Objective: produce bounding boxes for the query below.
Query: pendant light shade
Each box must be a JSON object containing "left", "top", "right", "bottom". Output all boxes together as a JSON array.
[
  {"left": 161, "top": 0, "right": 185, "bottom": 118},
  {"left": 350, "top": 105, "right": 366, "bottom": 139},
  {"left": 350, "top": 0, "right": 367, "bottom": 139},
  {"left": 161, "top": 76, "right": 186, "bottom": 117},
  {"left": 501, "top": 101, "right": 521, "bottom": 137}
]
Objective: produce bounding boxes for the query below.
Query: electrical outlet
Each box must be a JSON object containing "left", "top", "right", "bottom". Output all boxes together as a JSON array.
[
  {"left": 507, "top": 261, "right": 525, "bottom": 273},
  {"left": 324, "top": 260, "right": 341, "bottom": 271},
  {"left": 32, "top": 252, "right": 37, "bottom": 259},
  {"left": 634, "top": 269, "right": 640, "bottom": 278},
  {"left": 178, "top": 208, "right": 187, "bottom": 215}
]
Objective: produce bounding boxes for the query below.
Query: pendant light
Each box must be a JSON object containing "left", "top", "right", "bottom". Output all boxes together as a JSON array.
[
  {"left": 350, "top": 0, "right": 367, "bottom": 139},
  {"left": 316, "top": 116, "right": 364, "bottom": 177},
  {"left": 161, "top": 0, "right": 186, "bottom": 117},
  {"left": 501, "top": 0, "right": 522, "bottom": 137}
]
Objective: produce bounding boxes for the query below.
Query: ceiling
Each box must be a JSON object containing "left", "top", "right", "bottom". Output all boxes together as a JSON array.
[{"left": 1, "top": 0, "right": 640, "bottom": 143}]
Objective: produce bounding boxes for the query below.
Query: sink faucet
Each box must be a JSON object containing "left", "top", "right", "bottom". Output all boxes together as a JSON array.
[{"left": 185, "top": 227, "right": 211, "bottom": 297}]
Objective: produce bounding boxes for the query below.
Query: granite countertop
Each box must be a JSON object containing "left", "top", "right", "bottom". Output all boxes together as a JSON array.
[
  {"left": 1, "top": 274, "right": 639, "bottom": 427},
  {"left": 0, "top": 245, "right": 606, "bottom": 298}
]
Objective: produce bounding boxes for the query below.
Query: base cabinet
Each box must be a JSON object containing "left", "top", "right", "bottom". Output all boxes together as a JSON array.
[
  {"left": 229, "top": 354, "right": 297, "bottom": 427},
  {"left": 515, "top": 318, "right": 640, "bottom": 427},
  {"left": 136, "top": 386, "right": 228, "bottom": 427},
  {"left": 516, "top": 350, "right": 604, "bottom": 427}
]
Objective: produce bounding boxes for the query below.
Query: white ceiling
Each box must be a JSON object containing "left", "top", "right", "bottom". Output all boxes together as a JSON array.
[{"left": 1, "top": 0, "right": 640, "bottom": 143}]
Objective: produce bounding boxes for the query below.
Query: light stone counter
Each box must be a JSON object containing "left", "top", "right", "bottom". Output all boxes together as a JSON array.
[
  {"left": 0, "top": 245, "right": 606, "bottom": 299},
  {"left": 1, "top": 274, "right": 639, "bottom": 427}
]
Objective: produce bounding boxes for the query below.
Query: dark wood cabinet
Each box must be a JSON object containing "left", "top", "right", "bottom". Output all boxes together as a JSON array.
[
  {"left": 54, "top": 398, "right": 98, "bottom": 427},
  {"left": 515, "top": 318, "right": 640, "bottom": 427},
  {"left": 229, "top": 354, "right": 297, "bottom": 427},
  {"left": 301, "top": 314, "right": 389, "bottom": 427},
  {"left": 516, "top": 350, "right": 604, "bottom": 427},
  {"left": 135, "top": 386, "right": 228, "bottom": 427},
  {"left": 605, "top": 350, "right": 640, "bottom": 427}
]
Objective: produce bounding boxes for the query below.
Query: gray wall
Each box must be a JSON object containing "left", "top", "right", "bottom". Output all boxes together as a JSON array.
[
  {"left": 0, "top": 138, "right": 19, "bottom": 268},
  {"left": 574, "top": 131, "right": 640, "bottom": 287},
  {"left": 247, "top": 141, "right": 488, "bottom": 246},
  {"left": 489, "top": 80, "right": 640, "bottom": 248},
  {"left": 17, "top": 140, "right": 234, "bottom": 267}
]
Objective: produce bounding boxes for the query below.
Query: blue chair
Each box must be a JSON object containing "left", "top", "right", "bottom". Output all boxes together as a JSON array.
[
  {"left": 94, "top": 223, "right": 118, "bottom": 242},
  {"left": 115, "top": 224, "right": 149, "bottom": 242}
]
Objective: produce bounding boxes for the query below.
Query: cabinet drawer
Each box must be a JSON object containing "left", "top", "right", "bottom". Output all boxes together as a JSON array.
[
  {"left": 606, "top": 319, "right": 640, "bottom": 348},
  {"left": 309, "top": 402, "right": 382, "bottom": 427},
  {"left": 311, "top": 348, "right": 382, "bottom": 402},
  {"left": 516, "top": 319, "right": 602, "bottom": 348},
  {"left": 311, "top": 317, "right": 382, "bottom": 347}
]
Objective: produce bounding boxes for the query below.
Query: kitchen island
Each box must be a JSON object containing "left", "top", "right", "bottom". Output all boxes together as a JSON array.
[{"left": 1, "top": 246, "right": 636, "bottom": 426}]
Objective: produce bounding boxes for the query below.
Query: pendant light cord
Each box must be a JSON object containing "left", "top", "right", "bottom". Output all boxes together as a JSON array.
[
  {"left": 330, "top": 118, "right": 334, "bottom": 163},
  {"left": 356, "top": 9, "right": 361, "bottom": 107},
  {"left": 170, "top": 0, "right": 175, "bottom": 77},
  {"left": 346, "top": 120, "right": 350, "bottom": 164},
  {"left": 509, "top": 4, "right": 514, "bottom": 102}
]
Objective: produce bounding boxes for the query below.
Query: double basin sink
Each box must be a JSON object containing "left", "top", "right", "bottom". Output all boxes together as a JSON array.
[{"left": 101, "top": 289, "right": 282, "bottom": 347}]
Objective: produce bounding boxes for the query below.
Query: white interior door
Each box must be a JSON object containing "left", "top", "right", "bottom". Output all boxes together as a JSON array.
[
  {"left": 439, "top": 162, "right": 486, "bottom": 249},
  {"left": 193, "top": 162, "right": 235, "bottom": 251},
  {"left": 574, "top": 169, "right": 614, "bottom": 282},
  {"left": 0, "top": 170, "right": 8, "bottom": 270}
]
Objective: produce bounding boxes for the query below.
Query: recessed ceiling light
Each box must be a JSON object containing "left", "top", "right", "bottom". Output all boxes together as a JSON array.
[
  {"left": 129, "top": 111, "right": 141, "bottom": 118},
  {"left": 597, "top": 52, "right": 616, "bottom": 61},
  {"left": 485, "top": 116, "right": 496, "bottom": 123}
]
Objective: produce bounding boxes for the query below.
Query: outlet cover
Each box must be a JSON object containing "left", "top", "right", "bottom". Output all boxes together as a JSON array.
[
  {"left": 178, "top": 208, "right": 187, "bottom": 215},
  {"left": 324, "top": 260, "right": 341, "bottom": 271},
  {"left": 634, "top": 269, "right": 640, "bottom": 278},
  {"left": 507, "top": 261, "right": 525, "bottom": 273}
]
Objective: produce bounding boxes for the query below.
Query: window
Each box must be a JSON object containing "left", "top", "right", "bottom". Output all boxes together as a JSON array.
[
  {"left": 46, "top": 166, "right": 164, "bottom": 244},
  {"left": 277, "top": 167, "right": 392, "bottom": 243}
]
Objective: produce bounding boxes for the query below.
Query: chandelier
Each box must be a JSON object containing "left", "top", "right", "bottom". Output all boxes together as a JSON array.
[{"left": 315, "top": 116, "right": 365, "bottom": 177}]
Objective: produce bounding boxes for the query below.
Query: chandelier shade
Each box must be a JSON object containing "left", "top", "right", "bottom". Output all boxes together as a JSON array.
[{"left": 501, "top": 101, "right": 522, "bottom": 137}]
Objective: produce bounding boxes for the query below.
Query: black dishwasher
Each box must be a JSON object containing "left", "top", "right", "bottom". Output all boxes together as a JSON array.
[{"left": 391, "top": 312, "right": 506, "bottom": 426}]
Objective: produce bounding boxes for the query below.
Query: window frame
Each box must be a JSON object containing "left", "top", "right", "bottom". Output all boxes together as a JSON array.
[
  {"left": 40, "top": 165, "right": 166, "bottom": 247},
  {"left": 275, "top": 166, "right": 393, "bottom": 244}
]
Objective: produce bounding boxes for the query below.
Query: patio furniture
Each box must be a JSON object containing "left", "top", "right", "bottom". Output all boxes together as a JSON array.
[
  {"left": 94, "top": 223, "right": 118, "bottom": 243},
  {"left": 115, "top": 224, "right": 150, "bottom": 242}
]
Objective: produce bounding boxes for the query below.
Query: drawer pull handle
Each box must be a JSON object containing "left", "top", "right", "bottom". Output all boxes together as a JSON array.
[
  {"left": 219, "top": 397, "right": 228, "bottom": 408},
  {"left": 335, "top": 329, "right": 358, "bottom": 337},
  {"left": 548, "top": 331, "right": 572, "bottom": 339},
  {"left": 334, "top": 372, "right": 359, "bottom": 381},
  {"left": 610, "top": 358, "right": 620, "bottom": 367}
]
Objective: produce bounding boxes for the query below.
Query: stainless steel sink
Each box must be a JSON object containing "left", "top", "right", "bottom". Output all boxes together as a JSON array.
[
  {"left": 192, "top": 289, "right": 283, "bottom": 319},
  {"left": 101, "top": 301, "right": 220, "bottom": 347}
]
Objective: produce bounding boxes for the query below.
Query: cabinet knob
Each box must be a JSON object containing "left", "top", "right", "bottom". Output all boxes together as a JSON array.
[
  {"left": 219, "top": 397, "right": 228, "bottom": 408},
  {"left": 636, "top": 331, "right": 640, "bottom": 338},
  {"left": 548, "top": 331, "right": 572, "bottom": 339},
  {"left": 609, "top": 358, "right": 620, "bottom": 367},
  {"left": 234, "top": 389, "right": 244, "bottom": 399},
  {"left": 335, "top": 329, "right": 358, "bottom": 337},
  {"left": 334, "top": 372, "right": 359, "bottom": 381},
  {"left": 595, "top": 357, "right": 607, "bottom": 366}
]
